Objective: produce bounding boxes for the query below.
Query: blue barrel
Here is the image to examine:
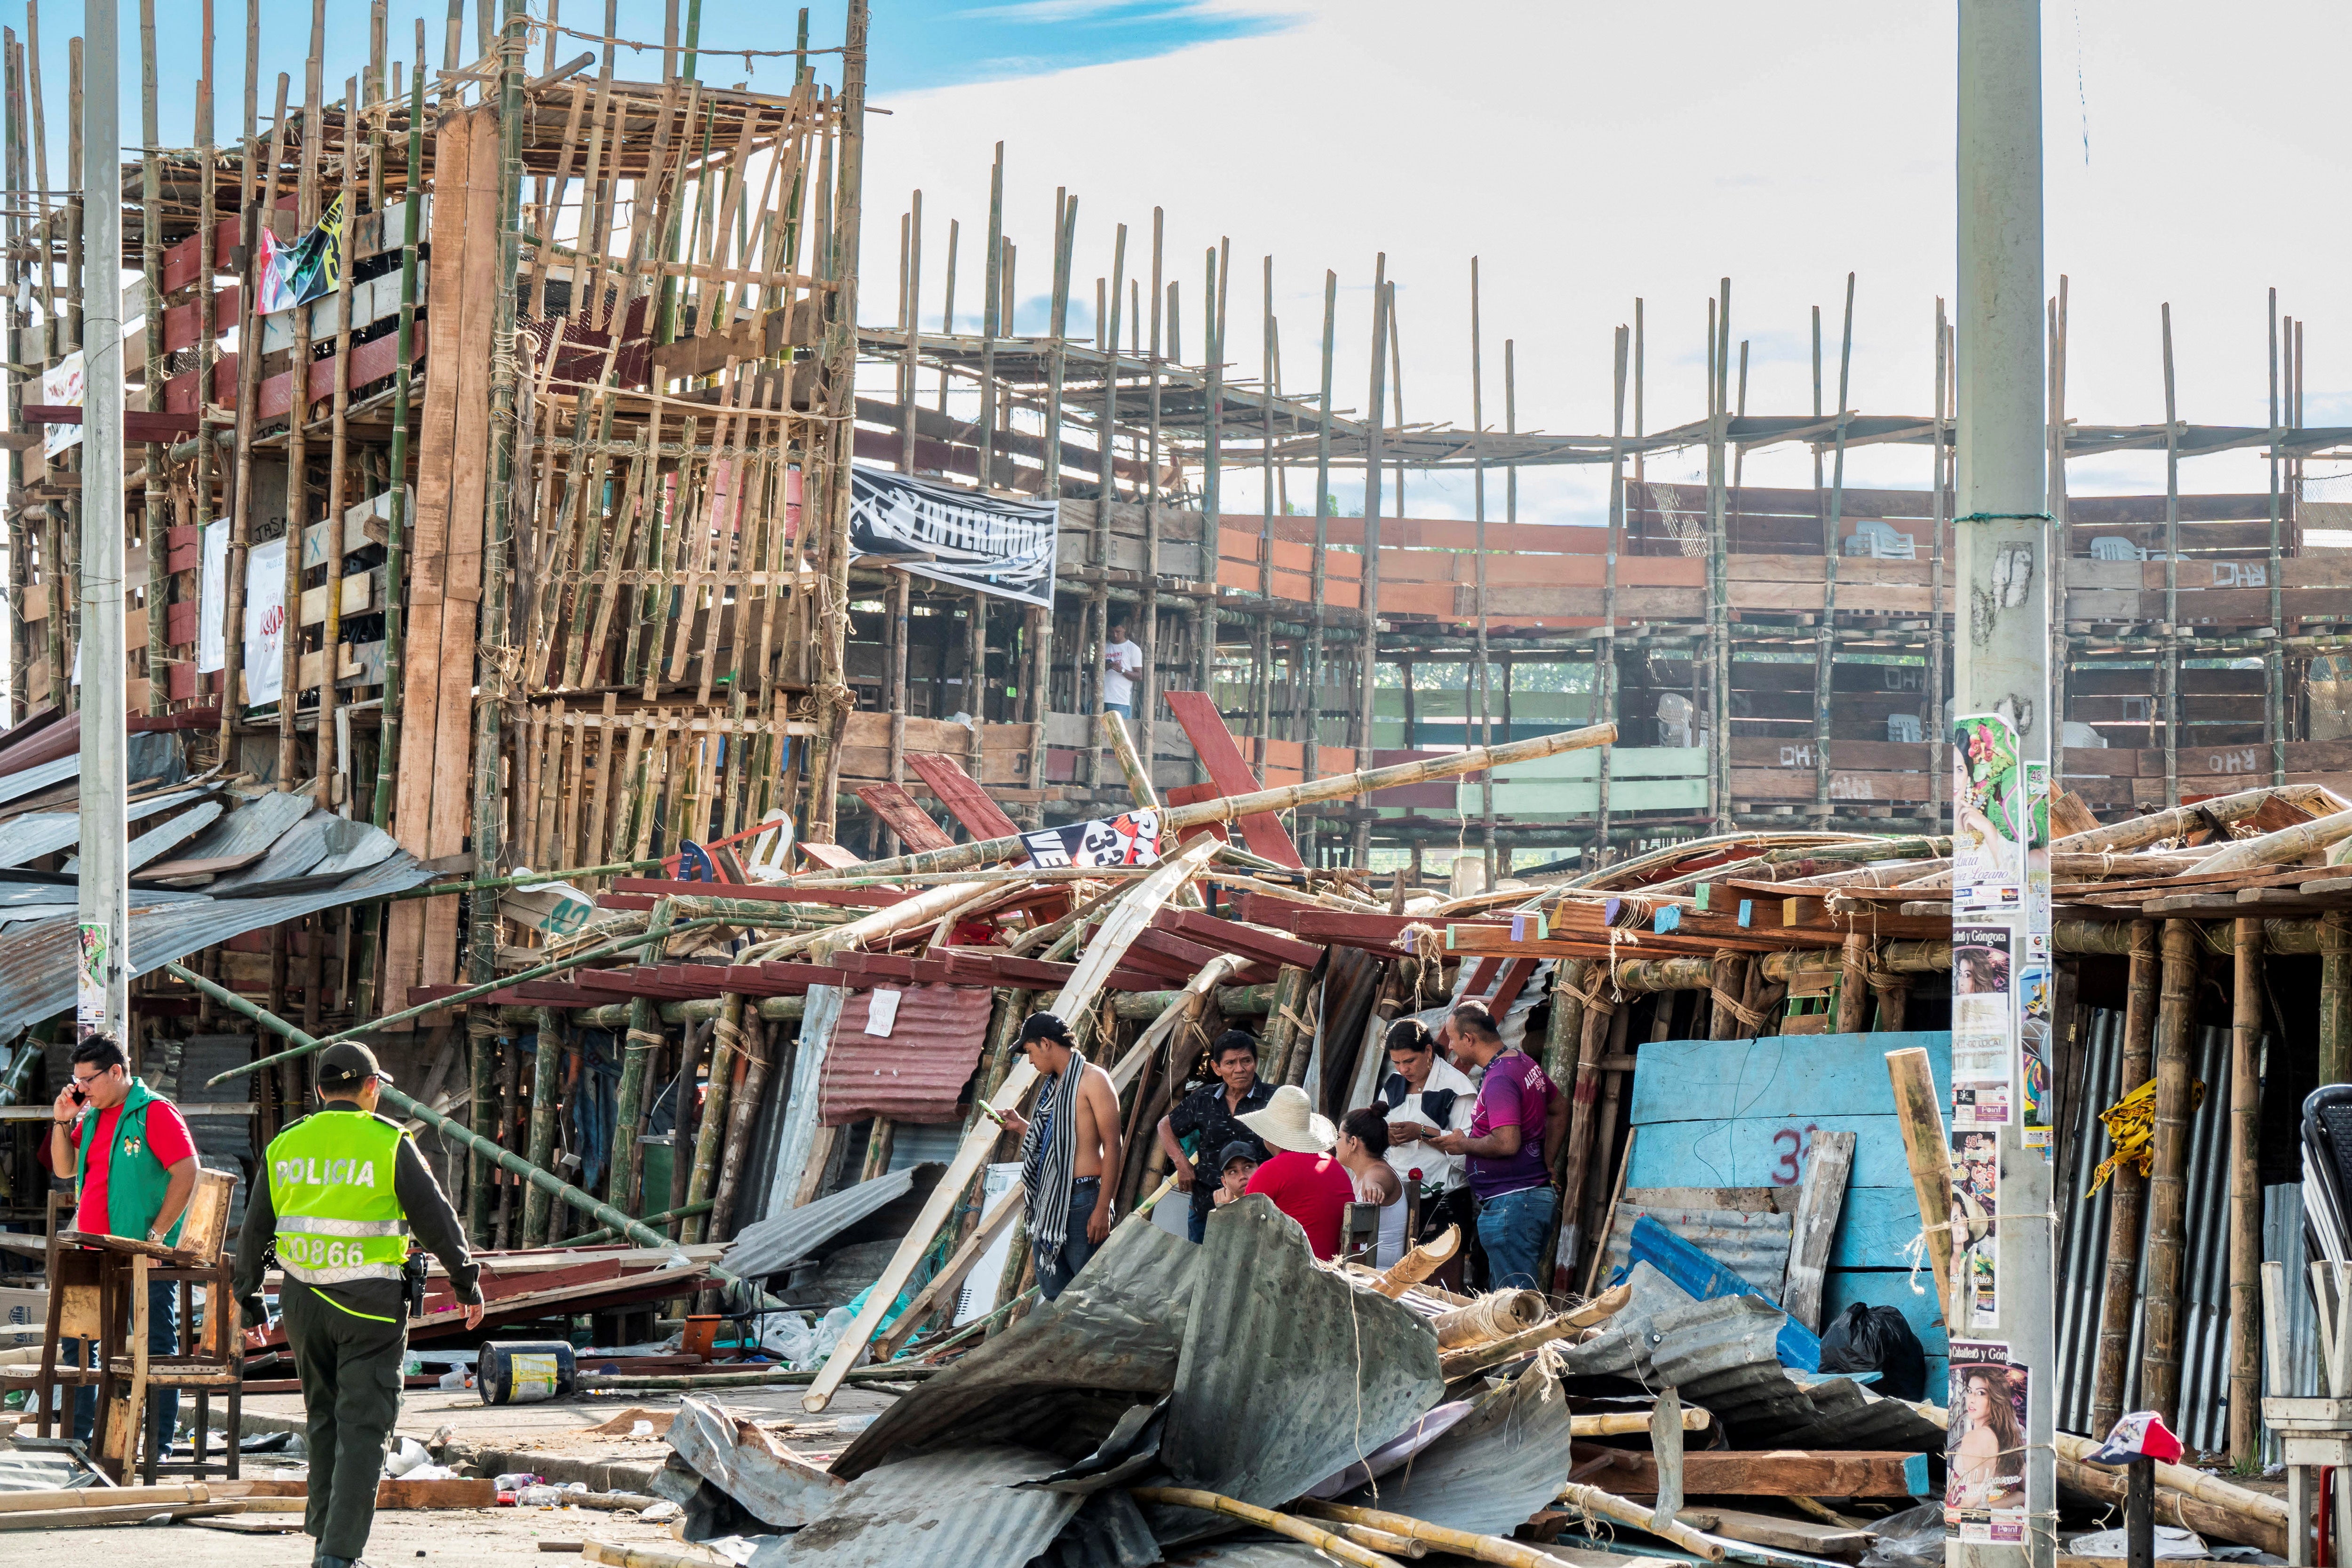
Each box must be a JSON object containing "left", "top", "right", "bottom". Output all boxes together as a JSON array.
[{"left": 478, "top": 1341, "right": 577, "bottom": 1405}]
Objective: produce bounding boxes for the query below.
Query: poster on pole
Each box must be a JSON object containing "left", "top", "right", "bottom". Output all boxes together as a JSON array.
[
  {"left": 243, "top": 535, "right": 287, "bottom": 708},
  {"left": 2020, "top": 963, "right": 2053, "bottom": 1151},
  {"left": 1952, "top": 924, "right": 2014, "bottom": 1127},
  {"left": 1953, "top": 712, "right": 2025, "bottom": 915},
  {"left": 847, "top": 464, "right": 1059, "bottom": 608},
  {"left": 2025, "top": 761, "right": 2052, "bottom": 960},
  {"left": 197, "top": 518, "right": 230, "bottom": 674},
  {"left": 1951, "top": 1129, "right": 2000, "bottom": 1327},
  {"left": 1947, "top": 1340, "right": 2028, "bottom": 1544}
]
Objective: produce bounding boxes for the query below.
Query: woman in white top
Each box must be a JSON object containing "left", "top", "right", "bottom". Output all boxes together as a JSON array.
[
  {"left": 1376, "top": 1018, "right": 1479, "bottom": 1194},
  {"left": 1335, "top": 1108, "right": 1406, "bottom": 1267}
]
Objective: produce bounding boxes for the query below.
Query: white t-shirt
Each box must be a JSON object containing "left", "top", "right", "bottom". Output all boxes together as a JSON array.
[
  {"left": 1103, "top": 638, "right": 1143, "bottom": 705},
  {"left": 1379, "top": 1054, "right": 1478, "bottom": 1192}
]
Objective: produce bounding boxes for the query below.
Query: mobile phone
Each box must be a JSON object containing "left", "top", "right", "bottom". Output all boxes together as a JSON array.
[{"left": 68, "top": 1083, "right": 87, "bottom": 1106}]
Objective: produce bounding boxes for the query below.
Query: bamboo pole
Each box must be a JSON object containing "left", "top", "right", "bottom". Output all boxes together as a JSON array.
[
  {"left": 2141, "top": 916, "right": 2198, "bottom": 1426},
  {"left": 707, "top": 1019, "right": 774, "bottom": 1244},
  {"left": 2229, "top": 916, "right": 2263, "bottom": 1464},
  {"left": 680, "top": 992, "right": 745, "bottom": 1244},
  {"left": 1836, "top": 934, "right": 1868, "bottom": 1033},
  {"left": 787, "top": 720, "right": 1615, "bottom": 884},
  {"left": 1885, "top": 1045, "right": 1955, "bottom": 1316},
  {"left": 608, "top": 897, "right": 677, "bottom": 1218},
  {"left": 278, "top": 0, "right": 324, "bottom": 788},
  {"left": 1299, "top": 1500, "right": 1601, "bottom": 1568},
  {"left": 1351, "top": 257, "right": 1389, "bottom": 863},
  {"left": 1125, "top": 1489, "right": 1400, "bottom": 1568},
  {"left": 1556, "top": 1480, "right": 1726, "bottom": 1561},
  {"left": 2327, "top": 911, "right": 2352, "bottom": 1086},
  {"left": 521, "top": 1008, "right": 563, "bottom": 1245}
]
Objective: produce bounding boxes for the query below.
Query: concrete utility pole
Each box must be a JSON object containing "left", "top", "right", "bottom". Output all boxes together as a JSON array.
[
  {"left": 76, "top": 0, "right": 130, "bottom": 1041},
  {"left": 1952, "top": 5, "right": 2054, "bottom": 1568}
]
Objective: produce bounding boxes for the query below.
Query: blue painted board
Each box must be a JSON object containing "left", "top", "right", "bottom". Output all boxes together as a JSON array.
[
  {"left": 1630, "top": 1214, "right": 1822, "bottom": 1372},
  {"left": 1627, "top": 1114, "right": 1926, "bottom": 1194},
  {"left": 1628, "top": 1032, "right": 1952, "bottom": 1126}
]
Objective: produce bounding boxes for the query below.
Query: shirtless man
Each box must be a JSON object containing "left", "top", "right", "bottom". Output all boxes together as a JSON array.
[{"left": 1001, "top": 1011, "right": 1124, "bottom": 1300}]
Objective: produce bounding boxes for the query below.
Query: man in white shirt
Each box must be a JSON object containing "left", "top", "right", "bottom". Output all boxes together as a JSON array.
[
  {"left": 1102, "top": 621, "right": 1143, "bottom": 721},
  {"left": 1376, "top": 1018, "right": 1478, "bottom": 1244}
]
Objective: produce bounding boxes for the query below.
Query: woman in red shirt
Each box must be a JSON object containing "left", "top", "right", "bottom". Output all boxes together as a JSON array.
[{"left": 1238, "top": 1084, "right": 1357, "bottom": 1259}]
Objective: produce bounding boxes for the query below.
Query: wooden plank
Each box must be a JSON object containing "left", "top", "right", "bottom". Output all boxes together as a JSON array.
[
  {"left": 1686, "top": 1507, "right": 1877, "bottom": 1560},
  {"left": 1782, "top": 1130, "right": 1855, "bottom": 1334},
  {"left": 1580, "top": 1448, "right": 1932, "bottom": 1499},
  {"left": 902, "top": 750, "right": 1022, "bottom": 841},
  {"left": 1163, "top": 690, "right": 1305, "bottom": 868},
  {"left": 852, "top": 781, "right": 955, "bottom": 853}
]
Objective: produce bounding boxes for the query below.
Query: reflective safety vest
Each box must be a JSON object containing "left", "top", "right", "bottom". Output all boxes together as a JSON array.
[{"left": 265, "top": 1111, "right": 408, "bottom": 1286}]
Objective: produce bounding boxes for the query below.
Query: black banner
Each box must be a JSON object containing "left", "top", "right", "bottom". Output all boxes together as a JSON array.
[{"left": 847, "top": 464, "right": 1059, "bottom": 608}]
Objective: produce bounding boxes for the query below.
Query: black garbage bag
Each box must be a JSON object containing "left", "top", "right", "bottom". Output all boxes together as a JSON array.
[{"left": 1817, "top": 1301, "right": 1928, "bottom": 1401}]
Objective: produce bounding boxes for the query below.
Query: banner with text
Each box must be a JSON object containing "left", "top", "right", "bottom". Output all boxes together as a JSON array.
[{"left": 847, "top": 464, "right": 1058, "bottom": 609}]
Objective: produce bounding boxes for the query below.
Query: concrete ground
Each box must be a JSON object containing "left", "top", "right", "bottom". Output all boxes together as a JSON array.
[{"left": 18, "top": 1378, "right": 903, "bottom": 1564}]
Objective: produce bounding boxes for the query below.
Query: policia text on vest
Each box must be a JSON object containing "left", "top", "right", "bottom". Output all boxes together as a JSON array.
[{"left": 234, "top": 1043, "right": 482, "bottom": 1568}]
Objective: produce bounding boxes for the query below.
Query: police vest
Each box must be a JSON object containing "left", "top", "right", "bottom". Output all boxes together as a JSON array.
[{"left": 265, "top": 1111, "right": 408, "bottom": 1286}]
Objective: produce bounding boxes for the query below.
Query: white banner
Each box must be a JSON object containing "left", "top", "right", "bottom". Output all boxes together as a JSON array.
[
  {"left": 847, "top": 463, "right": 1058, "bottom": 608},
  {"left": 197, "top": 518, "right": 230, "bottom": 674},
  {"left": 244, "top": 535, "right": 287, "bottom": 707},
  {"left": 39, "top": 350, "right": 83, "bottom": 458}
]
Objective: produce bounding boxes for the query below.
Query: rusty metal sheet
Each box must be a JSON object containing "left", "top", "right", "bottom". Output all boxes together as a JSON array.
[
  {"left": 817, "top": 982, "right": 996, "bottom": 1127},
  {"left": 1340, "top": 1340, "right": 1575, "bottom": 1536},
  {"left": 718, "top": 1163, "right": 941, "bottom": 1283},
  {"left": 667, "top": 1394, "right": 843, "bottom": 1529},
  {"left": 750, "top": 1443, "right": 1081, "bottom": 1568},
  {"left": 1157, "top": 1195, "right": 1443, "bottom": 1530},
  {"left": 831, "top": 1218, "right": 1200, "bottom": 1480}
]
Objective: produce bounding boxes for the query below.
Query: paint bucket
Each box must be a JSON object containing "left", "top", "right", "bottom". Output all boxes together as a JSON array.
[{"left": 478, "top": 1341, "right": 577, "bottom": 1406}]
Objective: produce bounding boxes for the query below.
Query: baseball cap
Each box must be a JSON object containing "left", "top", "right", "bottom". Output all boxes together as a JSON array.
[
  {"left": 316, "top": 1041, "right": 394, "bottom": 1093},
  {"left": 1218, "top": 1139, "right": 1262, "bottom": 1172},
  {"left": 1018, "top": 1011, "right": 1073, "bottom": 1046}
]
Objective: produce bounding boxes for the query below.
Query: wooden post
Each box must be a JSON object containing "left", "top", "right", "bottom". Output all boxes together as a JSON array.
[
  {"left": 1548, "top": 978, "right": 1613, "bottom": 1294},
  {"left": 1469, "top": 259, "right": 1495, "bottom": 886},
  {"left": 2228, "top": 917, "right": 2263, "bottom": 1464},
  {"left": 1351, "top": 257, "right": 1388, "bottom": 864},
  {"left": 522, "top": 1009, "right": 563, "bottom": 1246},
  {"left": 1259, "top": 963, "right": 1311, "bottom": 1088},
  {"left": 607, "top": 898, "right": 677, "bottom": 1215},
  {"left": 1835, "top": 934, "right": 1868, "bottom": 1034},
  {"left": 1885, "top": 1044, "right": 1955, "bottom": 1320},
  {"left": 2092, "top": 920, "right": 2159, "bottom": 1434},
  {"left": 2322, "top": 910, "right": 2351, "bottom": 1085},
  {"left": 2141, "top": 916, "right": 2198, "bottom": 1426}
]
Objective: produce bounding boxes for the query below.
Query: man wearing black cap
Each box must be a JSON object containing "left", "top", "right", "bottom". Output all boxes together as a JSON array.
[
  {"left": 234, "top": 1042, "right": 485, "bottom": 1568},
  {"left": 999, "top": 1012, "right": 1121, "bottom": 1300}
]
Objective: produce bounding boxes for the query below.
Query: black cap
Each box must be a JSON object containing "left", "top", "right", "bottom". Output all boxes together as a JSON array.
[
  {"left": 1218, "top": 1139, "right": 1262, "bottom": 1172},
  {"left": 1018, "top": 1011, "right": 1072, "bottom": 1046},
  {"left": 316, "top": 1041, "right": 393, "bottom": 1093}
]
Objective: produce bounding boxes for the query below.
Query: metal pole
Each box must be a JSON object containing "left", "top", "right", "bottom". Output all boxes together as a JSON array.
[
  {"left": 1955, "top": 6, "right": 2053, "bottom": 1568},
  {"left": 75, "top": 0, "right": 127, "bottom": 1040}
]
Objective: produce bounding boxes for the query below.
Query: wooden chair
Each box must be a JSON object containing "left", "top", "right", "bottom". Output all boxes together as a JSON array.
[{"left": 12, "top": 1168, "right": 243, "bottom": 1483}]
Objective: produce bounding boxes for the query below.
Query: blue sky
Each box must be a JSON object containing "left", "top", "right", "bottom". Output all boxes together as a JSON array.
[{"left": 4, "top": 0, "right": 1289, "bottom": 165}]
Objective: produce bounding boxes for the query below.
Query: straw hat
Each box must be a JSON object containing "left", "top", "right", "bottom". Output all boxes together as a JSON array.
[{"left": 1239, "top": 1083, "right": 1337, "bottom": 1155}]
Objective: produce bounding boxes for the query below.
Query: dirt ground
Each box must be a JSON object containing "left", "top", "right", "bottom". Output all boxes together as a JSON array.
[{"left": 18, "top": 1379, "right": 903, "bottom": 1563}]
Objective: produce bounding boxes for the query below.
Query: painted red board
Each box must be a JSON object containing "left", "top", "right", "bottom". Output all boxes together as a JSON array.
[
  {"left": 160, "top": 215, "right": 238, "bottom": 294},
  {"left": 1161, "top": 690, "right": 1303, "bottom": 868},
  {"left": 1487, "top": 958, "right": 1541, "bottom": 1016},
  {"left": 799, "top": 841, "right": 867, "bottom": 871},
  {"left": 165, "top": 601, "right": 199, "bottom": 643},
  {"left": 901, "top": 750, "right": 1022, "bottom": 841},
  {"left": 817, "top": 982, "right": 996, "bottom": 1127},
  {"left": 1461, "top": 958, "right": 1500, "bottom": 998},
  {"left": 162, "top": 284, "right": 239, "bottom": 356},
  {"left": 854, "top": 781, "right": 957, "bottom": 852},
  {"left": 761, "top": 961, "right": 851, "bottom": 990},
  {"left": 257, "top": 327, "right": 421, "bottom": 419},
  {"left": 1159, "top": 907, "right": 1323, "bottom": 970}
]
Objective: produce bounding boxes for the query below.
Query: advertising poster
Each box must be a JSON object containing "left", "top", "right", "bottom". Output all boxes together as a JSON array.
[
  {"left": 1951, "top": 1130, "right": 2000, "bottom": 1327},
  {"left": 1947, "top": 1341, "right": 2029, "bottom": 1544},
  {"left": 243, "top": 536, "right": 288, "bottom": 708},
  {"left": 2020, "top": 963, "right": 2053, "bottom": 1150},
  {"left": 1020, "top": 809, "right": 1161, "bottom": 869},
  {"left": 39, "top": 349, "right": 84, "bottom": 458},
  {"left": 1952, "top": 925, "right": 2014, "bottom": 1127},
  {"left": 75, "top": 922, "right": 107, "bottom": 1036},
  {"left": 1953, "top": 713, "right": 2025, "bottom": 915},
  {"left": 198, "top": 518, "right": 230, "bottom": 674},
  {"left": 2026, "top": 761, "right": 2052, "bottom": 959}
]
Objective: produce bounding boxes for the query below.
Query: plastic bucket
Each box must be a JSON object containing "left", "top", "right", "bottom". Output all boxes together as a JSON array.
[{"left": 478, "top": 1341, "right": 577, "bottom": 1406}]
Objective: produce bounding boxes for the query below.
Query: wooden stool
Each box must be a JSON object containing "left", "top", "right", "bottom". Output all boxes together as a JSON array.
[{"left": 7, "top": 1169, "right": 242, "bottom": 1483}]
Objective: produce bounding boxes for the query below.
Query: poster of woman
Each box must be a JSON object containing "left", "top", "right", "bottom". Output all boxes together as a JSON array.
[
  {"left": 1947, "top": 1341, "right": 2028, "bottom": 1544},
  {"left": 1953, "top": 713, "right": 2025, "bottom": 915}
]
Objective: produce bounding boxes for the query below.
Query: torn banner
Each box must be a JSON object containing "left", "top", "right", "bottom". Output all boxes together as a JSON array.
[
  {"left": 1021, "top": 810, "right": 1161, "bottom": 870},
  {"left": 847, "top": 464, "right": 1058, "bottom": 608},
  {"left": 258, "top": 193, "right": 347, "bottom": 314}
]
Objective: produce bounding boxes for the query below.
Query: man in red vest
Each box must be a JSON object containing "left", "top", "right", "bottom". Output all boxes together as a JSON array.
[{"left": 49, "top": 1031, "right": 200, "bottom": 1452}]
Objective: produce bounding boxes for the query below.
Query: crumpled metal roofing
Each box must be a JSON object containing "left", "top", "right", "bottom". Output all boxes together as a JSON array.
[
  {"left": 1340, "top": 1339, "right": 1576, "bottom": 1536},
  {"left": 1039, "top": 1489, "right": 1160, "bottom": 1568},
  {"left": 180, "top": 786, "right": 312, "bottom": 860},
  {"left": 817, "top": 982, "right": 995, "bottom": 1126},
  {"left": 750, "top": 1442, "right": 1084, "bottom": 1568},
  {"left": 667, "top": 1394, "right": 844, "bottom": 1529},
  {"left": 1601, "top": 1201, "right": 1796, "bottom": 1299},
  {"left": 833, "top": 1215, "right": 1200, "bottom": 1480},
  {"left": 0, "top": 836, "right": 436, "bottom": 1037},
  {"left": 717, "top": 1162, "right": 935, "bottom": 1283},
  {"left": 0, "top": 786, "right": 211, "bottom": 868},
  {"left": 1560, "top": 1262, "right": 1946, "bottom": 1454},
  {"left": 1156, "top": 1195, "right": 1442, "bottom": 1533}
]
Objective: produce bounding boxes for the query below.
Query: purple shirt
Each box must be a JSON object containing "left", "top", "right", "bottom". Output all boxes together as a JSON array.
[{"left": 1466, "top": 1050, "right": 1557, "bottom": 1200}]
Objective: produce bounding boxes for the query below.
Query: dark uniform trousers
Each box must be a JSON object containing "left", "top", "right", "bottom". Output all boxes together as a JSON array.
[{"left": 281, "top": 1279, "right": 407, "bottom": 1559}]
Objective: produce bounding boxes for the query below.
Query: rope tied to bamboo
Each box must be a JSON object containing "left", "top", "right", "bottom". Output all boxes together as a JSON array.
[
  {"left": 1707, "top": 954, "right": 1768, "bottom": 1031},
  {"left": 624, "top": 1027, "right": 665, "bottom": 1054},
  {"left": 1391, "top": 922, "right": 1445, "bottom": 965}
]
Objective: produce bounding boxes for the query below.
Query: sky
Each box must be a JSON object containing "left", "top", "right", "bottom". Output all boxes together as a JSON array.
[{"left": 16, "top": 0, "right": 2350, "bottom": 525}]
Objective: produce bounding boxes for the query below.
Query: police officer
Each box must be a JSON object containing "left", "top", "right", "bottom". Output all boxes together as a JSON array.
[{"left": 234, "top": 1043, "right": 485, "bottom": 1568}]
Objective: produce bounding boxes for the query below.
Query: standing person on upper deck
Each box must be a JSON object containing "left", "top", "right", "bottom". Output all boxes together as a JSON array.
[
  {"left": 1158, "top": 1027, "right": 1273, "bottom": 1243},
  {"left": 1102, "top": 621, "right": 1144, "bottom": 722},
  {"left": 1432, "top": 998, "right": 1568, "bottom": 1291},
  {"left": 1001, "top": 1012, "right": 1123, "bottom": 1301}
]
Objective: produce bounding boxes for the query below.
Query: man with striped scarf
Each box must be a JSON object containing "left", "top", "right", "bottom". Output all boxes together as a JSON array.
[{"left": 1001, "top": 1012, "right": 1124, "bottom": 1300}]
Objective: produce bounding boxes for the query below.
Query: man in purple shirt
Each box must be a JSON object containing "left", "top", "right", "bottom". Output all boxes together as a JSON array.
[{"left": 1434, "top": 999, "right": 1568, "bottom": 1292}]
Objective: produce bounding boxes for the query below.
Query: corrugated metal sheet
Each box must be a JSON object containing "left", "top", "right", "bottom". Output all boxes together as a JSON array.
[
  {"left": 718, "top": 1163, "right": 929, "bottom": 1282},
  {"left": 751, "top": 1443, "right": 1083, "bottom": 1568},
  {"left": 764, "top": 985, "right": 846, "bottom": 1216},
  {"left": 886, "top": 1118, "right": 964, "bottom": 1173},
  {"left": 310, "top": 818, "right": 399, "bottom": 878},
  {"left": 1339, "top": 1340, "right": 1575, "bottom": 1535},
  {"left": 0, "top": 787, "right": 210, "bottom": 868},
  {"left": 1040, "top": 1489, "right": 1160, "bottom": 1568},
  {"left": 818, "top": 983, "right": 995, "bottom": 1126},
  {"left": 1602, "top": 1202, "right": 1795, "bottom": 1298},
  {"left": 179, "top": 787, "right": 312, "bottom": 859},
  {"left": 210, "top": 811, "right": 338, "bottom": 890},
  {"left": 0, "top": 755, "right": 79, "bottom": 807},
  {"left": 834, "top": 1216, "right": 1200, "bottom": 1480},
  {"left": 1156, "top": 1194, "right": 1442, "bottom": 1534},
  {"left": 667, "top": 1394, "right": 844, "bottom": 1528},
  {"left": 0, "top": 848, "right": 436, "bottom": 1037}
]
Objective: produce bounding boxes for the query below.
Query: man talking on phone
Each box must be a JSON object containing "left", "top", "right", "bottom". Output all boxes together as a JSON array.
[{"left": 49, "top": 1031, "right": 199, "bottom": 1457}]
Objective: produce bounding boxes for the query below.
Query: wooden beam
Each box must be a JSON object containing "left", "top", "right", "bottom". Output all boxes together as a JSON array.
[
  {"left": 1578, "top": 1448, "right": 1931, "bottom": 1500},
  {"left": 1782, "top": 1129, "right": 1854, "bottom": 1335}
]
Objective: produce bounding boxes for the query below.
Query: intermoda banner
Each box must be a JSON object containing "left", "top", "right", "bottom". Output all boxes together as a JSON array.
[{"left": 847, "top": 464, "right": 1058, "bottom": 608}]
